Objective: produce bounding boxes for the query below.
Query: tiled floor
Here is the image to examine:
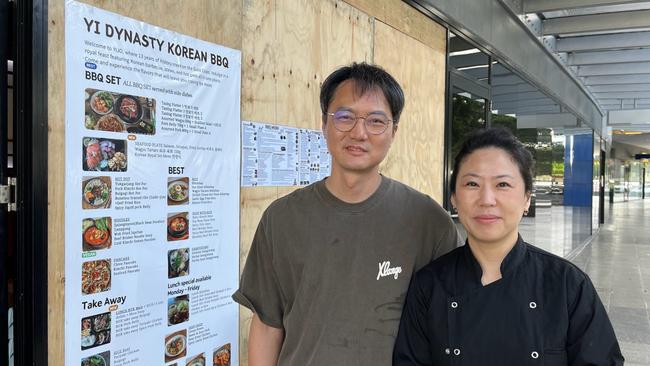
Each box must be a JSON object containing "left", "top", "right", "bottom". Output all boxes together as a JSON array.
[{"left": 571, "top": 199, "right": 650, "bottom": 365}]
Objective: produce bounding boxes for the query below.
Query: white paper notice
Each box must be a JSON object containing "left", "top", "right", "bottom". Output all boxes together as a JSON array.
[
  {"left": 64, "top": 2, "right": 240, "bottom": 365},
  {"left": 241, "top": 121, "right": 331, "bottom": 187}
]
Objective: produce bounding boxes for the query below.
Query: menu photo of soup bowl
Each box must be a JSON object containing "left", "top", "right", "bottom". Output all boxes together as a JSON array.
[
  {"left": 82, "top": 176, "right": 111, "bottom": 210},
  {"left": 165, "top": 329, "right": 187, "bottom": 363},
  {"left": 186, "top": 352, "right": 206, "bottom": 366},
  {"left": 168, "top": 177, "right": 190, "bottom": 205},
  {"left": 82, "top": 137, "right": 127, "bottom": 172},
  {"left": 82, "top": 217, "right": 112, "bottom": 252},
  {"left": 81, "top": 311, "right": 111, "bottom": 350},
  {"left": 167, "top": 212, "right": 189, "bottom": 241},
  {"left": 168, "top": 248, "right": 190, "bottom": 279},
  {"left": 81, "top": 259, "right": 111, "bottom": 295},
  {"left": 81, "top": 350, "right": 110, "bottom": 366},
  {"left": 213, "top": 343, "right": 231, "bottom": 366},
  {"left": 168, "top": 294, "right": 190, "bottom": 326},
  {"left": 84, "top": 88, "right": 156, "bottom": 135}
]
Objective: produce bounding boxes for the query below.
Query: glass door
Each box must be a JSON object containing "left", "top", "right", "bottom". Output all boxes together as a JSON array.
[
  {"left": 445, "top": 69, "right": 490, "bottom": 212},
  {"left": 1, "top": 1, "right": 12, "bottom": 365}
]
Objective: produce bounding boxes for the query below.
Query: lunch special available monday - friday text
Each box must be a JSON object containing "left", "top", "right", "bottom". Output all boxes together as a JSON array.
[
  {"left": 82, "top": 18, "right": 231, "bottom": 68},
  {"left": 81, "top": 273, "right": 213, "bottom": 311}
]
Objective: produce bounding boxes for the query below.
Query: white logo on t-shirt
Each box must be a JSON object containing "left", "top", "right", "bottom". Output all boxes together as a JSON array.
[{"left": 377, "top": 261, "right": 402, "bottom": 280}]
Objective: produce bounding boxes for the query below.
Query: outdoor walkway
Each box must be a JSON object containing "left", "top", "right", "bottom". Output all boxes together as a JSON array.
[{"left": 571, "top": 199, "right": 650, "bottom": 365}]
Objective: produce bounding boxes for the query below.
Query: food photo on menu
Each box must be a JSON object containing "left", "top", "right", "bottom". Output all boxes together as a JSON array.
[
  {"left": 82, "top": 217, "right": 112, "bottom": 252},
  {"left": 85, "top": 88, "right": 156, "bottom": 135},
  {"left": 80, "top": 350, "right": 110, "bottom": 366},
  {"left": 213, "top": 343, "right": 231, "bottom": 366},
  {"left": 168, "top": 294, "right": 190, "bottom": 326},
  {"left": 168, "top": 248, "right": 190, "bottom": 279},
  {"left": 168, "top": 177, "right": 190, "bottom": 205},
  {"left": 81, "top": 311, "right": 111, "bottom": 350},
  {"left": 82, "top": 137, "right": 127, "bottom": 172},
  {"left": 82, "top": 176, "right": 111, "bottom": 210},
  {"left": 81, "top": 259, "right": 111, "bottom": 295},
  {"left": 165, "top": 329, "right": 188, "bottom": 363},
  {"left": 167, "top": 212, "right": 190, "bottom": 241},
  {"left": 186, "top": 352, "right": 206, "bottom": 366}
]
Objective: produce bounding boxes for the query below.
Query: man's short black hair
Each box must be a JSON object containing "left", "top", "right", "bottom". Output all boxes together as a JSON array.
[
  {"left": 450, "top": 127, "right": 535, "bottom": 195},
  {"left": 320, "top": 62, "right": 405, "bottom": 126}
]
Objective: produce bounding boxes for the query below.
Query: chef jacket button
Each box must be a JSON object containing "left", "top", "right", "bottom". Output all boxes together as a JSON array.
[
  {"left": 531, "top": 351, "right": 539, "bottom": 359},
  {"left": 451, "top": 301, "right": 458, "bottom": 309},
  {"left": 453, "top": 348, "right": 461, "bottom": 356},
  {"left": 445, "top": 348, "right": 450, "bottom": 355},
  {"left": 529, "top": 302, "right": 537, "bottom": 309}
]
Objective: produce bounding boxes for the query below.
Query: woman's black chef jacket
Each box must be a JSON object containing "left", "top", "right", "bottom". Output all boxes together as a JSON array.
[{"left": 393, "top": 236, "right": 623, "bottom": 365}]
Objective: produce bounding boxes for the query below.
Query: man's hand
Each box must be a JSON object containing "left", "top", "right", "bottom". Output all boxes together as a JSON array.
[{"left": 248, "top": 313, "right": 284, "bottom": 366}]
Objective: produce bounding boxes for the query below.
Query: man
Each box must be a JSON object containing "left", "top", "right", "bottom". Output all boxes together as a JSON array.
[{"left": 233, "top": 62, "right": 458, "bottom": 365}]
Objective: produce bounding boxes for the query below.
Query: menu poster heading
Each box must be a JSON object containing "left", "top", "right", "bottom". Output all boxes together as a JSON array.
[
  {"left": 241, "top": 121, "right": 331, "bottom": 187},
  {"left": 64, "top": 2, "right": 240, "bottom": 366},
  {"left": 82, "top": 18, "right": 230, "bottom": 67}
]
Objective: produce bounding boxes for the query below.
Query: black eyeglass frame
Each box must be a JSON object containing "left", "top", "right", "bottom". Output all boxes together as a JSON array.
[{"left": 324, "top": 112, "right": 396, "bottom": 135}]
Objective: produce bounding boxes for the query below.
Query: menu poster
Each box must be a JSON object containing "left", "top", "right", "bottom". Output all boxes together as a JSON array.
[
  {"left": 241, "top": 121, "right": 331, "bottom": 187},
  {"left": 64, "top": 2, "right": 240, "bottom": 366}
]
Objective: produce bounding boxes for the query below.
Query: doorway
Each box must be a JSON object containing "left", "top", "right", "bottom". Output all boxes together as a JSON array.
[
  {"left": 444, "top": 69, "right": 490, "bottom": 212},
  {"left": 2, "top": 0, "right": 49, "bottom": 364}
]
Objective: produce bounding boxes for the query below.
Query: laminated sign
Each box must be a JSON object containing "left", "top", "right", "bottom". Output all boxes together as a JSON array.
[{"left": 64, "top": 1, "right": 241, "bottom": 365}]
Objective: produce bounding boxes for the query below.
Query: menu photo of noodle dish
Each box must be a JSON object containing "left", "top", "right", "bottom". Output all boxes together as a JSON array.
[
  {"left": 186, "top": 352, "right": 206, "bottom": 366},
  {"left": 82, "top": 217, "right": 112, "bottom": 252},
  {"left": 84, "top": 88, "right": 156, "bottom": 135},
  {"left": 165, "top": 329, "right": 187, "bottom": 363},
  {"left": 213, "top": 343, "right": 231, "bottom": 366},
  {"left": 168, "top": 248, "right": 190, "bottom": 279},
  {"left": 168, "top": 177, "right": 190, "bottom": 206},
  {"left": 168, "top": 212, "right": 190, "bottom": 241},
  {"left": 81, "top": 259, "right": 111, "bottom": 295},
  {"left": 81, "top": 350, "right": 110, "bottom": 366},
  {"left": 81, "top": 311, "right": 111, "bottom": 350}
]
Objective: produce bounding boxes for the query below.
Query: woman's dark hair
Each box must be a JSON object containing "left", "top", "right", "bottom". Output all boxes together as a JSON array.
[
  {"left": 320, "top": 62, "right": 405, "bottom": 125},
  {"left": 450, "top": 127, "right": 534, "bottom": 195}
]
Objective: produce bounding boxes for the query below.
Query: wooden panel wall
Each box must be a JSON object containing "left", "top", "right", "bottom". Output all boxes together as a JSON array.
[
  {"left": 375, "top": 20, "right": 447, "bottom": 201},
  {"left": 239, "top": 1, "right": 373, "bottom": 363},
  {"left": 46, "top": 1, "right": 446, "bottom": 365}
]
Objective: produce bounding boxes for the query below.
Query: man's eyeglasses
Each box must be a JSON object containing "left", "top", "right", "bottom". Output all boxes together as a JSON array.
[{"left": 326, "top": 110, "right": 394, "bottom": 135}]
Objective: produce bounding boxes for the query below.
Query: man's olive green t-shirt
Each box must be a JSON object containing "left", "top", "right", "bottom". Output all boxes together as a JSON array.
[{"left": 233, "top": 176, "right": 459, "bottom": 365}]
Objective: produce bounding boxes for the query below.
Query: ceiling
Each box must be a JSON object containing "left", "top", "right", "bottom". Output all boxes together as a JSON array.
[{"left": 522, "top": 0, "right": 650, "bottom": 151}]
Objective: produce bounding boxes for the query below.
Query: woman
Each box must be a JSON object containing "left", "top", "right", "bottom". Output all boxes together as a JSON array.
[{"left": 393, "top": 127, "right": 623, "bottom": 365}]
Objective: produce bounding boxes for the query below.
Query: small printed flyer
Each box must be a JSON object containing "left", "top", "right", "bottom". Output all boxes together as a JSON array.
[
  {"left": 241, "top": 121, "right": 331, "bottom": 187},
  {"left": 64, "top": 2, "right": 240, "bottom": 366}
]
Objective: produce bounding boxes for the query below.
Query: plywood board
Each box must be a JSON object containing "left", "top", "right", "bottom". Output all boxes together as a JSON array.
[
  {"left": 242, "top": 0, "right": 276, "bottom": 123},
  {"left": 238, "top": 1, "right": 374, "bottom": 363},
  {"left": 344, "top": 0, "right": 447, "bottom": 52},
  {"left": 239, "top": 187, "right": 278, "bottom": 273},
  {"left": 318, "top": 0, "right": 374, "bottom": 119},
  {"left": 238, "top": 186, "right": 277, "bottom": 366},
  {"left": 48, "top": 2, "right": 66, "bottom": 365},
  {"left": 79, "top": 0, "right": 242, "bottom": 49},
  {"left": 374, "top": 21, "right": 447, "bottom": 202},
  {"left": 47, "top": 2, "right": 448, "bottom": 366}
]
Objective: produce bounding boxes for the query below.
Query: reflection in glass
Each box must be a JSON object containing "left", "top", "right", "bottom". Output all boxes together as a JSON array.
[
  {"left": 592, "top": 135, "right": 600, "bottom": 232},
  {"left": 451, "top": 91, "right": 486, "bottom": 163},
  {"left": 645, "top": 163, "right": 650, "bottom": 198},
  {"left": 488, "top": 62, "right": 594, "bottom": 256}
]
